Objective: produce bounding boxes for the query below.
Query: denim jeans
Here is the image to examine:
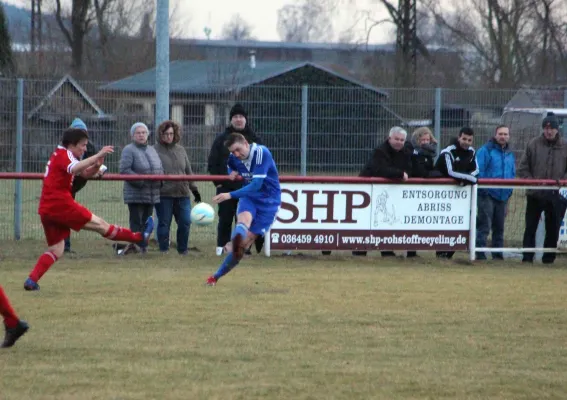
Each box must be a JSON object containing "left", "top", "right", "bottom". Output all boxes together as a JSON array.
[
  {"left": 476, "top": 195, "right": 507, "bottom": 260},
  {"left": 154, "top": 196, "right": 192, "bottom": 253}
]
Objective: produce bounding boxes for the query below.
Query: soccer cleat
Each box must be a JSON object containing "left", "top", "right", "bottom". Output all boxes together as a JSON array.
[
  {"left": 232, "top": 233, "right": 244, "bottom": 260},
  {"left": 2, "top": 320, "right": 29, "bottom": 348},
  {"left": 206, "top": 276, "right": 217, "bottom": 286},
  {"left": 141, "top": 216, "right": 154, "bottom": 246},
  {"left": 215, "top": 247, "right": 224, "bottom": 256},
  {"left": 24, "top": 278, "right": 40, "bottom": 291}
]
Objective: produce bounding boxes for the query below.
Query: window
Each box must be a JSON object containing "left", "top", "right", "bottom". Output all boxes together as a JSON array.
[{"left": 183, "top": 103, "right": 206, "bottom": 125}]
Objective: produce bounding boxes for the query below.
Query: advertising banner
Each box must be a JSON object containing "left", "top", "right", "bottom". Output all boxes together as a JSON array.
[{"left": 269, "top": 183, "right": 472, "bottom": 251}]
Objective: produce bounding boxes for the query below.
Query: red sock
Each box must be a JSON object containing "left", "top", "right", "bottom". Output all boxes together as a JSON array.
[
  {"left": 29, "top": 251, "right": 58, "bottom": 283},
  {"left": 0, "top": 286, "right": 20, "bottom": 328},
  {"left": 103, "top": 225, "right": 142, "bottom": 243}
]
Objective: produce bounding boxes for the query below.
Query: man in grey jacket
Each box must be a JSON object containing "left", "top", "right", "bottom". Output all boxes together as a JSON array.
[{"left": 518, "top": 112, "right": 567, "bottom": 264}]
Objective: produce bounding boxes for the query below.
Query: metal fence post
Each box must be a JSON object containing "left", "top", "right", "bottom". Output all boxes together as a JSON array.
[
  {"left": 300, "top": 85, "right": 308, "bottom": 176},
  {"left": 434, "top": 87, "right": 442, "bottom": 162},
  {"left": 155, "top": 0, "right": 170, "bottom": 133},
  {"left": 14, "top": 78, "right": 24, "bottom": 240}
]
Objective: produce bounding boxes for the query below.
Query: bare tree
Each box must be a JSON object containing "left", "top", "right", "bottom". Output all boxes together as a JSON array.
[
  {"left": 424, "top": 0, "right": 566, "bottom": 87},
  {"left": 276, "top": 0, "right": 335, "bottom": 42},
  {"left": 221, "top": 13, "right": 255, "bottom": 41},
  {"left": 531, "top": 0, "right": 567, "bottom": 82},
  {"left": 53, "top": 0, "right": 92, "bottom": 76},
  {"left": 137, "top": 11, "right": 153, "bottom": 40},
  {"left": 46, "top": 0, "right": 188, "bottom": 78},
  {"left": 0, "top": 3, "right": 15, "bottom": 76}
]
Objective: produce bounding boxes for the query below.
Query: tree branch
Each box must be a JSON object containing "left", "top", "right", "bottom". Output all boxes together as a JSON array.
[{"left": 54, "top": 0, "right": 73, "bottom": 48}]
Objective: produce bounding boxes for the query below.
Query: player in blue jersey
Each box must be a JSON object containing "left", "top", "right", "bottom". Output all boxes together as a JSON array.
[{"left": 206, "top": 132, "right": 281, "bottom": 286}]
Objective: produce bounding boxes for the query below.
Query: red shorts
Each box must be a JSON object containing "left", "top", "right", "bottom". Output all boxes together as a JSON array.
[{"left": 39, "top": 201, "right": 93, "bottom": 246}]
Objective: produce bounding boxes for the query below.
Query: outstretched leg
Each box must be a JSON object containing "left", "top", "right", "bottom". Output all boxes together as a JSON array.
[
  {"left": 25, "top": 213, "right": 154, "bottom": 291},
  {"left": 83, "top": 214, "right": 154, "bottom": 246},
  {"left": 207, "top": 211, "right": 254, "bottom": 286},
  {"left": 0, "top": 286, "right": 29, "bottom": 348}
]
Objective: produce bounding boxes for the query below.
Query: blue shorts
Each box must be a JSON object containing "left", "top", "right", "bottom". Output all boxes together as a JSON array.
[{"left": 237, "top": 198, "right": 279, "bottom": 236}]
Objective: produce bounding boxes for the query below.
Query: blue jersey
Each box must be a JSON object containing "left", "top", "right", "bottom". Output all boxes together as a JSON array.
[{"left": 227, "top": 143, "right": 281, "bottom": 207}]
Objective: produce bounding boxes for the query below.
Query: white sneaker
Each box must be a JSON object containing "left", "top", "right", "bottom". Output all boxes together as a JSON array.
[{"left": 216, "top": 247, "right": 223, "bottom": 256}]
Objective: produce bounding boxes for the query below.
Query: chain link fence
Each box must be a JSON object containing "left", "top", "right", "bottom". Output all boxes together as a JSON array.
[{"left": 0, "top": 78, "right": 565, "bottom": 245}]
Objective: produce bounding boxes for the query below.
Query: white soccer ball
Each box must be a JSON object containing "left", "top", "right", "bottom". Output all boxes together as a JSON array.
[{"left": 191, "top": 202, "right": 215, "bottom": 226}]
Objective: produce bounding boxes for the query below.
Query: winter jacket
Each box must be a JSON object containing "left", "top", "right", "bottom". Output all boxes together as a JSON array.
[
  {"left": 207, "top": 125, "right": 262, "bottom": 190},
  {"left": 119, "top": 142, "right": 163, "bottom": 204},
  {"left": 476, "top": 138, "right": 515, "bottom": 201},
  {"left": 410, "top": 142, "right": 443, "bottom": 178},
  {"left": 154, "top": 141, "right": 198, "bottom": 198},
  {"left": 517, "top": 134, "right": 567, "bottom": 198},
  {"left": 359, "top": 140, "right": 419, "bottom": 178},
  {"left": 435, "top": 138, "right": 479, "bottom": 184}
]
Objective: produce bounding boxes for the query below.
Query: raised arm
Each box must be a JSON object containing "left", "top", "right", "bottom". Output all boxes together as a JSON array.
[{"left": 69, "top": 146, "right": 113, "bottom": 176}]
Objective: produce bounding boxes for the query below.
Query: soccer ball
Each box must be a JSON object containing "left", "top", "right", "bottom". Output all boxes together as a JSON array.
[{"left": 191, "top": 202, "right": 215, "bottom": 226}]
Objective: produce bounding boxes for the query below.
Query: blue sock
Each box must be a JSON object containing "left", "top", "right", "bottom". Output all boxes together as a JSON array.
[
  {"left": 213, "top": 252, "right": 240, "bottom": 280},
  {"left": 231, "top": 223, "right": 248, "bottom": 240}
]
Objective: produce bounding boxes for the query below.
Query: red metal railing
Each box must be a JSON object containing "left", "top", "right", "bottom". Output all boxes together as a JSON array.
[{"left": 0, "top": 172, "right": 563, "bottom": 187}]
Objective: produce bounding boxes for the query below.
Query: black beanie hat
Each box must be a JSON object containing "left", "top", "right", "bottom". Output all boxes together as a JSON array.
[
  {"left": 230, "top": 103, "right": 248, "bottom": 120},
  {"left": 542, "top": 112, "right": 559, "bottom": 129}
]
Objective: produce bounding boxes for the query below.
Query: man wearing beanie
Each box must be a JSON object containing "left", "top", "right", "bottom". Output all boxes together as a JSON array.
[
  {"left": 207, "top": 103, "right": 263, "bottom": 256},
  {"left": 518, "top": 112, "right": 567, "bottom": 264},
  {"left": 64, "top": 118, "right": 101, "bottom": 253}
]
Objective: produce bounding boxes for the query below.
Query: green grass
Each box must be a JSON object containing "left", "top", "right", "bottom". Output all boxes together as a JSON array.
[{"left": 1, "top": 241, "right": 567, "bottom": 399}]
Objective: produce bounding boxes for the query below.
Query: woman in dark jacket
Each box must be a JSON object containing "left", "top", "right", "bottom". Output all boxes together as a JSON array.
[
  {"left": 411, "top": 127, "right": 442, "bottom": 179},
  {"left": 406, "top": 127, "right": 442, "bottom": 258}
]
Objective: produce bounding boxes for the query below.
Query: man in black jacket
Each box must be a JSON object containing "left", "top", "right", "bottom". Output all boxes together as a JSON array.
[
  {"left": 207, "top": 104, "right": 263, "bottom": 256},
  {"left": 64, "top": 118, "right": 102, "bottom": 253},
  {"left": 361, "top": 126, "right": 419, "bottom": 257},
  {"left": 434, "top": 126, "right": 479, "bottom": 259}
]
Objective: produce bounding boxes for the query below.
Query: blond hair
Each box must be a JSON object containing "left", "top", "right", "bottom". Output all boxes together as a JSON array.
[{"left": 412, "top": 127, "right": 437, "bottom": 144}]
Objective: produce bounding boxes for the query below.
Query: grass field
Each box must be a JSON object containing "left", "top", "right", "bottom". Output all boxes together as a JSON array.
[{"left": 2, "top": 239, "right": 567, "bottom": 400}]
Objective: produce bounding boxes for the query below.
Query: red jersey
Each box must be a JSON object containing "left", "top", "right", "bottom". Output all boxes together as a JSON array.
[{"left": 38, "top": 146, "right": 80, "bottom": 214}]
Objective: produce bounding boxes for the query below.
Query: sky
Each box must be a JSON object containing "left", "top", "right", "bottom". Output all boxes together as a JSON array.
[{"left": 2, "top": 0, "right": 394, "bottom": 44}]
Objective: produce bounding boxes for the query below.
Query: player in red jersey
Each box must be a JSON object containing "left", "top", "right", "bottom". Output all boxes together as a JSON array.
[
  {"left": 0, "top": 285, "right": 28, "bottom": 348},
  {"left": 23, "top": 128, "right": 155, "bottom": 291}
]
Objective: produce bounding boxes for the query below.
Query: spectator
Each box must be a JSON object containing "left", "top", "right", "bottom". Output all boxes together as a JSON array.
[
  {"left": 119, "top": 122, "right": 163, "bottom": 254},
  {"left": 410, "top": 127, "right": 442, "bottom": 179},
  {"left": 406, "top": 126, "right": 442, "bottom": 258},
  {"left": 154, "top": 120, "right": 201, "bottom": 255},
  {"left": 518, "top": 112, "right": 567, "bottom": 264},
  {"left": 64, "top": 118, "right": 105, "bottom": 253},
  {"left": 475, "top": 125, "right": 515, "bottom": 261},
  {"left": 207, "top": 103, "right": 263, "bottom": 256},
  {"left": 434, "top": 127, "right": 479, "bottom": 259},
  {"left": 359, "top": 126, "right": 419, "bottom": 257}
]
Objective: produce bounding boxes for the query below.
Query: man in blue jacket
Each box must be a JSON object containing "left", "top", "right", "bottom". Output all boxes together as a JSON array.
[{"left": 475, "top": 125, "right": 515, "bottom": 260}]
